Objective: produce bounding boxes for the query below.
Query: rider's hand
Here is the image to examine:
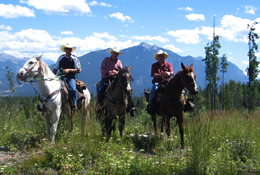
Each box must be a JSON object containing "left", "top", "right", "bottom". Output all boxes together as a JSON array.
[
  {"left": 63, "top": 69, "right": 71, "bottom": 75},
  {"left": 108, "top": 71, "right": 115, "bottom": 76}
]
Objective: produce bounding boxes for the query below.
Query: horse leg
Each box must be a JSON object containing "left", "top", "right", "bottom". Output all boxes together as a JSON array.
[
  {"left": 106, "top": 118, "right": 113, "bottom": 142},
  {"left": 68, "top": 110, "right": 74, "bottom": 133},
  {"left": 51, "top": 111, "right": 61, "bottom": 143},
  {"left": 177, "top": 115, "right": 185, "bottom": 149},
  {"left": 80, "top": 103, "right": 88, "bottom": 134},
  {"left": 118, "top": 115, "right": 125, "bottom": 137},
  {"left": 152, "top": 114, "right": 157, "bottom": 133},
  {"left": 161, "top": 116, "right": 165, "bottom": 133},
  {"left": 165, "top": 116, "right": 171, "bottom": 137},
  {"left": 43, "top": 113, "right": 51, "bottom": 143}
]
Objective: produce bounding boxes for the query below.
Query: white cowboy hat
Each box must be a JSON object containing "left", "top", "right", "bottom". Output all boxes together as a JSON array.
[
  {"left": 60, "top": 43, "right": 76, "bottom": 52},
  {"left": 108, "top": 47, "right": 123, "bottom": 55},
  {"left": 154, "top": 50, "right": 168, "bottom": 60}
]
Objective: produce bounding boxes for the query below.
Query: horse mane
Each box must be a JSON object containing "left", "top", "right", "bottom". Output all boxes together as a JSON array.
[
  {"left": 118, "top": 66, "right": 133, "bottom": 81},
  {"left": 40, "top": 59, "right": 55, "bottom": 77}
]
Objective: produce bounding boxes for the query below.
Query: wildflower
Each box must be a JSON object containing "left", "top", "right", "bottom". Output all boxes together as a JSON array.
[
  {"left": 79, "top": 154, "right": 83, "bottom": 157},
  {"left": 130, "top": 156, "right": 135, "bottom": 159}
]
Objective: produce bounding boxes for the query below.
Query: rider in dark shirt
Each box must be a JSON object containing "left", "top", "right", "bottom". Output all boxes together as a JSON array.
[{"left": 53, "top": 43, "right": 81, "bottom": 109}]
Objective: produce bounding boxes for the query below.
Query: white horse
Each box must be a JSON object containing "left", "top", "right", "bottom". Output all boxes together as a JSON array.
[{"left": 17, "top": 54, "right": 91, "bottom": 143}]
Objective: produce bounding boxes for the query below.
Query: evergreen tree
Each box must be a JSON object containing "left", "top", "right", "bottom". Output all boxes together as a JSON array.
[
  {"left": 220, "top": 54, "right": 229, "bottom": 110},
  {"left": 247, "top": 22, "right": 259, "bottom": 113},
  {"left": 5, "top": 66, "right": 17, "bottom": 96},
  {"left": 203, "top": 35, "right": 221, "bottom": 110}
]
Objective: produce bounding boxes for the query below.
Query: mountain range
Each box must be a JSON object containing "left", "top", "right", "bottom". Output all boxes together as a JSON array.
[{"left": 0, "top": 42, "right": 248, "bottom": 96}]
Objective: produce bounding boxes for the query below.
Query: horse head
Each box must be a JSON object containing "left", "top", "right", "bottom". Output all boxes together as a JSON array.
[
  {"left": 180, "top": 62, "right": 199, "bottom": 96},
  {"left": 17, "top": 54, "right": 43, "bottom": 81},
  {"left": 117, "top": 64, "right": 133, "bottom": 95}
]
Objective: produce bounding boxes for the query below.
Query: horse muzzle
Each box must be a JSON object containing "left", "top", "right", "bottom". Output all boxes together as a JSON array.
[
  {"left": 17, "top": 70, "right": 27, "bottom": 81},
  {"left": 190, "top": 87, "right": 199, "bottom": 96}
]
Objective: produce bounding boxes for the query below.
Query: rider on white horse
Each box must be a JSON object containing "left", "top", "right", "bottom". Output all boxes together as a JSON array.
[{"left": 53, "top": 43, "right": 81, "bottom": 110}]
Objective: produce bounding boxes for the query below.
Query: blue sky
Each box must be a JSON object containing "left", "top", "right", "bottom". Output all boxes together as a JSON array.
[{"left": 0, "top": 0, "right": 259, "bottom": 76}]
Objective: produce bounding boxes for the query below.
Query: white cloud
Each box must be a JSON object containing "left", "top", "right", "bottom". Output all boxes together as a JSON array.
[
  {"left": 245, "top": 5, "right": 257, "bottom": 15},
  {"left": 163, "top": 45, "right": 183, "bottom": 53},
  {"left": 242, "top": 60, "right": 249, "bottom": 64},
  {"left": 178, "top": 7, "right": 193, "bottom": 12},
  {"left": 93, "top": 32, "right": 117, "bottom": 40},
  {"left": 200, "top": 15, "right": 260, "bottom": 43},
  {"left": 168, "top": 28, "right": 201, "bottom": 44},
  {"left": 0, "top": 28, "right": 137, "bottom": 61},
  {"left": 20, "top": 0, "right": 91, "bottom": 15},
  {"left": 131, "top": 35, "right": 169, "bottom": 43},
  {"left": 109, "top": 12, "right": 134, "bottom": 22},
  {"left": 0, "top": 25, "right": 12, "bottom": 30},
  {"left": 186, "top": 13, "right": 205, "bottom": 21},
  {"left": 100, "top": 2, "right": 112, "bottom": 7},
  {"left": 0, "top": 4, "right": 35, "bottom": 18},
  {"left": 89, "top": 1, "right": 112, "bottom": 7},
  {"left": 61, "top": 31, "right": 73, "bottom": 35},
  {"left": 89, "top": 1, "right": 98, "bottom": 6}
]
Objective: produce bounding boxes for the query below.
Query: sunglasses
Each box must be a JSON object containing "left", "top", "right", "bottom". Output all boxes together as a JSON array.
[{"left": 65, "top": 48, "right": 72, "bottom": 51}]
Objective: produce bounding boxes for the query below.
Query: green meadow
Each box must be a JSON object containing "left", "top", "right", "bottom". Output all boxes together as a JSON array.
[{"left": 0, "top": 96, "right": 260, "bottom": 174}]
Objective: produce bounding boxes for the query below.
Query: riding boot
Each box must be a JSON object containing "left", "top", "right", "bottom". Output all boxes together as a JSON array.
[
  {"left": 146, "top": 99, "right": 156, "bottom": 115},
  {"left": 96, "top": 100, "right": 103, "bottom": 113}
]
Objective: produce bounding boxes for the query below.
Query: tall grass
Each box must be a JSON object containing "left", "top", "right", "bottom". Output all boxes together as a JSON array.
[{"left": 1, "top": 96, "right": 260, "bottom": 174}]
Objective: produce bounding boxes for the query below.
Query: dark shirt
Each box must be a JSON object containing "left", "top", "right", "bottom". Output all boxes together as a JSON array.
[{"left": 151, "top": 61, "right": 173, "bottom": 83}]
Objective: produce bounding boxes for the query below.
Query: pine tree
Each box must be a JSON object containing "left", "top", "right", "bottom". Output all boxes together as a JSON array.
[
  {"left": 247, "top": 22, "right": 259, "bottom": 113},
  {"left": 220, "top": 54, "right": 228, "bottom": 110},
  {"left": 203, "top": 35, "right": 221, "bottom": 110}
]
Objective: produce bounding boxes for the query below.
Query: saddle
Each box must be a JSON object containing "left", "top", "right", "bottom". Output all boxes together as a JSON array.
[{"left": 61, "top": 79, "right": 86, "bottom": 110}]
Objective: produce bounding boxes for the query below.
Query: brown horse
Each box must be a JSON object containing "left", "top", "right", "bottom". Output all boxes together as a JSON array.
[
  {"left": 97, "top": 65, "right": 133, "bottom": 142},
  {"left": 149, "top": 62, "right": 198, "bottom": 149}
]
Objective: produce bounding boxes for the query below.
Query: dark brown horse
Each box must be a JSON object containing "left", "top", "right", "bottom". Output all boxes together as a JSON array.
[
  {"left": 149, "top": 62, "right": 198, "bottom": 149},
  {"left": 97, "top": 65, "right": 133, "bottom": 141}
]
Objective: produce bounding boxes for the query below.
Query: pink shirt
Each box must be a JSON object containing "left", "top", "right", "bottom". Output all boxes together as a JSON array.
[
  {"left": 100, "top": 56, "right": 123, "bottom": 78},
  {"left": 151, "top": 61, "right": 173, "bottom": 83}
]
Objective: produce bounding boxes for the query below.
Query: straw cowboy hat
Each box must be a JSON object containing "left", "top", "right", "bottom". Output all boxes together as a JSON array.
[
  {"left": 109, "top": 47, "right": 123, "bottom": 55},
  {"left": 154, "top": 50, "right": 168, "bottom": 60},
  {"left": 60, "top": 43, "right": 76, "bottom": 52}
]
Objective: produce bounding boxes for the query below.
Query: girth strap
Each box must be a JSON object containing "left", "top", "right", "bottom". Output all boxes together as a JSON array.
[{"left": 39, "top": 89, "right": 60, "bottom": 103}]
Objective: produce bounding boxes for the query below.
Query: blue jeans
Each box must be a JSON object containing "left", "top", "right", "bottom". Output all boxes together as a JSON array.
[
  {"left": 149, "top": 83, "right": 159, "bottom": 104},
  {"left": 97, "top": 78, "right": 109, "bottom": 103},
  {"left": 66, "top": 76, "right": 77, "bottom": 106}
]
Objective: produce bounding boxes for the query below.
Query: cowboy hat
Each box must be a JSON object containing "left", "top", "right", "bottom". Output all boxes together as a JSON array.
[
  {"left": 108, "top": 47, "right": 123, "bottom": 55},
  {"left": 60, "top": 43, "right": 76, "bottom": 52},
  {"left": 154, "top": 50, "right": 168, "bottom": 60}
]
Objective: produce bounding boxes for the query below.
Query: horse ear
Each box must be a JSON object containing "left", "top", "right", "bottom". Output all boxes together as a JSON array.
[
  {"left": 36, "top": 53, "right": 44, "bottom": 61},
  {"left": 117, "top": 65, "right": 122, "bottom": 70},
  {"left": 129, "top": 64, "right": 132, "bottom": 70},
  {"left": 190, "top": 64, "right": 194, "bottom": 68},
  {"left": 181, "top": 62, "right": 186, "bottom": 70}
]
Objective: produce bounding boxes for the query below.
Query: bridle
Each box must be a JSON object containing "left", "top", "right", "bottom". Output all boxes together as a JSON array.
[
  {"left": 22, "top": 58, "right": 44, "bottom": 80},
  {"left": 107, "top": 69, "right": 132, "bottom": 104},
  {"left": 21, "top": 58, "right": 61, "bottom": 102},
  {"left": 180, "top": 71, "right": 196, "bottom": 92}
]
